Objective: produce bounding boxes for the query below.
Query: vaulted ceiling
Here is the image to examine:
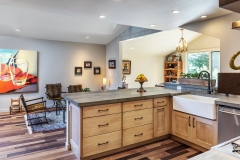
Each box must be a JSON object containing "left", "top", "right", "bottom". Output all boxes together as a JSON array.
[{"left": 0, "top": 0, "right": 231, "bottom": 44}]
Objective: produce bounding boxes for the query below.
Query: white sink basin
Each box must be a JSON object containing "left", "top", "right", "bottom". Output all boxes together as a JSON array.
[{"left": 173, "top": 94, "right": 218, "bottom": 120}]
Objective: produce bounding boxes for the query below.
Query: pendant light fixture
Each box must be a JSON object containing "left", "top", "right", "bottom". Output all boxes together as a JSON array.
[{"left": 176, "top": 28, "right": 188, "bottom": 53}]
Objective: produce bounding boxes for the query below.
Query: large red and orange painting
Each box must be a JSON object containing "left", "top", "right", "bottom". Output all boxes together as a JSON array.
[{"left": 0, "top": 49, "right": 38, "bottom": 94}]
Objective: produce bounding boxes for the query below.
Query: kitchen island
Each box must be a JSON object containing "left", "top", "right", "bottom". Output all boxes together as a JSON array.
[{"left": 63, "top": 87, "right": 188, "bottom": 160}]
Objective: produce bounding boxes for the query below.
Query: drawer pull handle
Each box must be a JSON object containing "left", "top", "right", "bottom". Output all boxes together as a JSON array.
[
  {"left": 134, "top": 104, "right": 143, "bottom": 107},
  {"left": 157, "top": 101, "right": 164, "bottom": 103},
  {"left": 98, "top": 109, "right": 109, "bottom": 112},
  {"left": 157, "top": 108, "right": 164, "bottom": 111},
  {"left": 134, "top": 117, "right": 143, "bottom": 120},
  {"left": 134, "top": 133, "right": 143, "bottom": 137},
  {"left": 98, "top": 123, "right": 109, "bottom": 127},
  {"left": 98, "top": 141, "right": 109, "bottom": 146}
]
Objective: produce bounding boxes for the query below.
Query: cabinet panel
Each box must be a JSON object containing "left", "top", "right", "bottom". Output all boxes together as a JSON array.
[
  {"left": 172, "top": 111, "right": 191, "bottom": 141},
  {"left": 192, "top": 116, "right": 217, "bottom": 149},
  {"left": 83, "top": 103, "right": 121, "bottom": 118},
  {"left": 154, "top": 97, "right": 168, "bottom": 107},
  {"left": 154, "top": 106, "right": 169, "bottom": 137},
  {"left": 83, "top": 113, "right": 121, "bottom": 138},
  {"left": 83, "top": 131, "right": 121, "bottom": 157},
  {"left": 123, "top": 108, "right": 153, "bottom": 129},
  {"left": 123, "top": 99, "right": 153, "bottom": 112},
  {"left": 123, "top": 124, "right": 153, "bottom": 146}
]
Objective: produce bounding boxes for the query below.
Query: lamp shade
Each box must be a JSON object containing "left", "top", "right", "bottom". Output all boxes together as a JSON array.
[{"left": 103, "top": 78, "right": 106, "bottom": 85}]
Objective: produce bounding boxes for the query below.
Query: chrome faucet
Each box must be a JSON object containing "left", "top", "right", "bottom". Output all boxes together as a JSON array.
[{"left": 197, "top": 70, "right": 212, "bottom": 94}]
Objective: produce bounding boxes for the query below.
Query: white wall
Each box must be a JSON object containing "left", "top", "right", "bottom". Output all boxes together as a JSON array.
[
  {"left": 106, "top": 37, "right": 122, "bottom": 90},
  {"left": 182, "top": 13, "right": 240, "bottom": 73},
  {"left": 122, "top": 54, "right": 165, "bottom": 88},
  {"left": 0, "top": 35, "right": 106, "bottom": 111}
]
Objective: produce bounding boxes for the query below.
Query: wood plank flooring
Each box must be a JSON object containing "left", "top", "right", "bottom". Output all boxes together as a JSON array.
[{"left": 0, "top": 112, "right": 202, "bottom": 160}]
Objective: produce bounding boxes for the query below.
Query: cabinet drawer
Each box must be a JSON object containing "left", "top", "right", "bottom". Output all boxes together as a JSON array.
[
  {"left": 123, "top": 124, "right": 153, "bottom": 146},
  {"left": 83, "top": 113, "right": 121, "bottom": 138},
  {"left": 123, "top": 108, "right": 153, "bottom": 129},
  {"left": 123, "top": 99, "right": 153, "bottom": 112},
  {"left": 154, "top": 97, "right": 168, "bottom": 107},
  {"left": 83, "top": 103, "right": 121, "bottom": 118},
  {"left": 83, "top": 131, "right": 121, "bottom": 157}
]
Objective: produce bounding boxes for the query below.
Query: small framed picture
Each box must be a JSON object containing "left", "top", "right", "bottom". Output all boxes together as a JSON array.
[
  {"left": 122, "top": 60, "right": 131, "bottom": 75},
  {"left": 75, "top": 67, "right": 82, "bottom": 75},
  {"left": 109, "top": 60, "right": 116, "bottom": 69},
  {"left": 173, "top": 57, "right": 179, "bottom": 61},
  {"left": 167, "top": 56, "right": 173, "bottom": 61},
  {"left": 94, "top": 67, "right": 101, "bottom": 74},
  {"left": 84, "top": 61, "right": 92, "bottom": 68}
]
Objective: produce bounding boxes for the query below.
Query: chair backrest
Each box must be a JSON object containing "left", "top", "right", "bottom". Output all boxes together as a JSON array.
[
  {"left": 46, "top": 83, "right": 62, "bottom": 99},
  {"left": 68, "top": 84, "right": 82, "bottom": 93},
  {"left": 11, "top": 98, "right": 20, "bottom": 106},
  {"left": 20, "top": 94, "right": 27, "bottom": 111}
]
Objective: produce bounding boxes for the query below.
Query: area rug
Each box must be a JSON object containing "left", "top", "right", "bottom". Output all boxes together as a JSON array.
[{"left": 24, "top": 110, "right": 66, "bottom": 134}]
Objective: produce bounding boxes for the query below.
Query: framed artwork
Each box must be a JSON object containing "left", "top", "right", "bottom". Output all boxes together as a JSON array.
[
  {"left": 108, "top": 60, "right": 116, "bottom": 69},
  {"left": 94, "top": 67, "right": 101, "bottom": 74},
  {"left": 0, "top": 49, "right": 38, "bottom": 94},
  {"left": 84, "top": 61, "right": 92, "bottom": 68},
  {"left": 122, "top": 60, "right": 131, "bottom": 75},
  {"left": 75, "top": 67, "right": 82, "bottom": 75}
]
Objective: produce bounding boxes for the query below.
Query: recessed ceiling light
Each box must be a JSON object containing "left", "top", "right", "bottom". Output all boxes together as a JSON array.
[
  {"left": 15, "top": 29, "right": 20, "bottom": 32},
  {"left": 130, "top": 48, "right": 133, "bottom": 50},
  {"left": 86, "top": 36, "right": 89, "bottom": 39},
  {"left": 150, "top": 24, "right": 155, "bottom": 27},
  {"left": 201, "top": 15, "right": 207, "bottom": 18},
  {"left": 172, "top": 10, "right": 180, "bottom": 14},
  {"left": 99, "top": 15, "right": 105, "bottom": 18}
]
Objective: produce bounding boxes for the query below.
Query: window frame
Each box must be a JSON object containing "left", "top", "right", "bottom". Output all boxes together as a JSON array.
[{"left": 185, "top": 48, "right": 220, "bottom": 77}]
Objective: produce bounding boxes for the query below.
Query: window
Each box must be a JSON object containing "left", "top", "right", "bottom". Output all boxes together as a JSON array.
[{"left": 187, "top": 51, "right": 220, "bottom": 80}]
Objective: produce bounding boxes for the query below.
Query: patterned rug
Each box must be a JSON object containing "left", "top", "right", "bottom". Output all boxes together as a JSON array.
[{"left": 24, "top": 110, "right": 66, "bottom": 134}]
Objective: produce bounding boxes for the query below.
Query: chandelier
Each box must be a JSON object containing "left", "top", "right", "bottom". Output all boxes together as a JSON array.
[{"left": 176, "top": 28, "right": 188, "bottom": 53}]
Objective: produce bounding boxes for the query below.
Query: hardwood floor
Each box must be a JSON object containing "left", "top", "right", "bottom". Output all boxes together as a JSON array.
[{"left": 0, "top": 112, "right": 202, "bottom": 160}]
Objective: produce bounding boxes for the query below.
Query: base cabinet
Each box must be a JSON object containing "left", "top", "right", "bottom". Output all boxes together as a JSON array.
[
  {"left": 154, "top": 106, "right": 169, "bottom": 137},
  {"left": 172, "top": 110, "right": 217, "bottom": 149}
]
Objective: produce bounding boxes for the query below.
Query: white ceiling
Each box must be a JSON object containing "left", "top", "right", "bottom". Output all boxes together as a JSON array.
[
  {"left": 0, "top": 0, "right": 231, "bottom": 44},
  {"left": 121, "top": 29, "right": 202, "bottom": 56}
]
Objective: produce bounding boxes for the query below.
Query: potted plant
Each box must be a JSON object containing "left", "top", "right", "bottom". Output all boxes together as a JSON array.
[
  {"left": 82, "top": 88, "right": 91, "bottom": 92},
  {"left": 178, "top": 72, "right": 216, "bottom": 87}
]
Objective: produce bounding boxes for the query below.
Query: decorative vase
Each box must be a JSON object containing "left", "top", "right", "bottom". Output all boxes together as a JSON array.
[{"left": 135, "top": 80, "right": 148, "bottom": 92}]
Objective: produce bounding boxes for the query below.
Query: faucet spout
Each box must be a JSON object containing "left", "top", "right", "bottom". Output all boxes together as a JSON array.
[{"left": 197, "top": 70, "right": 212, "bottom": 94}]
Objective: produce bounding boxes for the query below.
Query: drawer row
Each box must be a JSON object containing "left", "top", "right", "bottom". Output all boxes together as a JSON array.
[
  {"left": 83, "top": 108, "right": 153, "bottom": 138},
  {"left": 83, "top": 123, "right": 153, "bottom": 157},
  {"left": 83, "top": 97, "right": 168, "bottom": 118}
]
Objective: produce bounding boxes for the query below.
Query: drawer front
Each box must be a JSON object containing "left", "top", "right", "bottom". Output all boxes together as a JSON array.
[
  {"left": 123, "top": 108, "right": 153, "bottom": 129},
  {"left": 83, "top": 113, "right": 121, "bottom": 138},
  {"left": 83, "top": 103, "right": 121, "bottom": 118},
  {"left": 154, "top": 97, "right": 168, "bottom": 107},
  {"left": 123, "top": 99, "right": 153, "bottom": 112},
  {"left": 123, "top": 124, "right": 153, "bottom": 146},
  {"left": 83, "top": 131, "right": 121, "bottom": 157}
]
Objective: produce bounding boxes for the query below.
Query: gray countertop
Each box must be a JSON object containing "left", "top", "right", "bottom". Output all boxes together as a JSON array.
[
  {"left": 63, "top": 87, "right": 240, "bottom": 108},
  {"left": 63, "top": 87, "right": 188, "bottom": 107}
]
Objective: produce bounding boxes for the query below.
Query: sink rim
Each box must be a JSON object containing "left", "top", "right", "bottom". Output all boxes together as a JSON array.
[{"left": 173, "top": 94, "right": 219, "bottom": 105}]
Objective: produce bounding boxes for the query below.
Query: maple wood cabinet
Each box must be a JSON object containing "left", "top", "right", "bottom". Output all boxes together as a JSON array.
[{"left": 172, "top": 110, "right": 217, "bottom": 149}]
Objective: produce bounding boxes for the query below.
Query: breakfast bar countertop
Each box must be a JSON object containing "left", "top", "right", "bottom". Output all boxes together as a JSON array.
[{"left": 63, "top": 87, "right": 188, "bottom": 107}]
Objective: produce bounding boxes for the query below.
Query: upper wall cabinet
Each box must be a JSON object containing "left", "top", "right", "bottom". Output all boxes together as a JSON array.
[
  {"left": 219, "top": 0, "right": 240, "bottom": 13},
  {"left": 219, "top": 0, "right": 240, "bottom": 30}
]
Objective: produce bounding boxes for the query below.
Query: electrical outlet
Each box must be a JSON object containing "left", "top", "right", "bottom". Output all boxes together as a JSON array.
[{"left": 177, "top": 86, "right": 181, "bottom": 90}]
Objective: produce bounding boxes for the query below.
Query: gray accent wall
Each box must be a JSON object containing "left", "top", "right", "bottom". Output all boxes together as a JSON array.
[{"left": 0, "top": 36, "right": 106, "bottom": 111}]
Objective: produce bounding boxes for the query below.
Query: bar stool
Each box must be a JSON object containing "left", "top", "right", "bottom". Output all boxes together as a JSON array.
[{"left": 9, "top": 98, "right": 22, "bottom": 114}]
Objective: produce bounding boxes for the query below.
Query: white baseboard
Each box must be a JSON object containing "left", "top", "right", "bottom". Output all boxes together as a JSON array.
[{"left": 0, "top": 109, "right": 9, "bottom": 113}]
